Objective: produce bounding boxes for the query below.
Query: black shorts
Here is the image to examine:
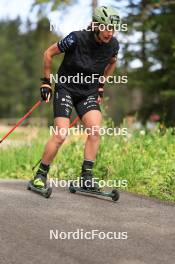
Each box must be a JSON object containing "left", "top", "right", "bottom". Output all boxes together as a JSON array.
[{"left": 53, "top": 88, "right": 101, "bottom": 119}]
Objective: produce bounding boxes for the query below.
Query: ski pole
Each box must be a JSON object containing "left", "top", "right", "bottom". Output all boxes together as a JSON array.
[
  {"left": 69, "top": 116, "right": 79, "bottom": 128},
  {"left": 0, "top": 100, "right": 42, "bottom": 144}
]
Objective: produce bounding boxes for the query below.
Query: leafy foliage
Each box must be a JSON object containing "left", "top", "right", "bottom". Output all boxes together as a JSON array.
[
  {"left": 0, "top": 127, "right": 175, "bottom": 201},
  {"left": 0, "top": 17, "right": 61, "bottom": 119},
  {"left": 120, "top": 0, "right": 175, "bottom": 125}
]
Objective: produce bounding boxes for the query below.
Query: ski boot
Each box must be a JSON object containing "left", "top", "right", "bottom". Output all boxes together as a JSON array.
[
  {"left": 27, "top": 167, "right": 52, "bottom": 198},
  {"left": 80, "top": 169, "right": 100, "bottom": 191}
]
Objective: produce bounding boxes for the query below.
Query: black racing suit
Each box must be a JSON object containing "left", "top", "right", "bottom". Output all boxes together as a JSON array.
[{"left": 53, "top": 29, "right": 119, "bottom": 119}]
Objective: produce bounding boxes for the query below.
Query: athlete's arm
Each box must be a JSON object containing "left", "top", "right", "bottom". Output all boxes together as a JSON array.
[
  {"left": 98, "top": 57, "right": 117, "bottom": 103},
  {"left": 43, "top": 32, "right": 77, "bottom": 79},
  {"left": 40, "top": 43, "right": 61, "bottom": 102},
  {"left": 43, "top": 43, "right": 61, "bottom": 79},
  {"left": 41, "top": 33, "right": 77, "bottom": 102},
  {"left": 103, "top": 56, "right": 117, "bottom": 79}
]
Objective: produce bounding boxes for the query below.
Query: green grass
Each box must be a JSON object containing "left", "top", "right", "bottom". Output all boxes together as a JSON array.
[
  {"left": 0, "top": 131, "right": 27, "bottom": 140},
  {"left": 0, "top": 127, "right": 175, "bottom": 202}
]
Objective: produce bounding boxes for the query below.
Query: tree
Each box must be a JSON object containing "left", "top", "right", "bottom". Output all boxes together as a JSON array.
[
  {"left": 0, "top": 18, "right": 62, "bottom": 120},
  {"left": 119, "top": 0, "right": 175, "bottom": 125},
  {"left": 32, "top": 0, "right": 75, "bottom": 17},
  {"left": 92, "top": 0, "right": 98, "bottom": 13}
]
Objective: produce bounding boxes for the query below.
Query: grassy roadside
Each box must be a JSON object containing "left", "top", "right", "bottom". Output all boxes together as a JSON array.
[{"left": 0, "top": 127, "right": 175, "bottom": 202}]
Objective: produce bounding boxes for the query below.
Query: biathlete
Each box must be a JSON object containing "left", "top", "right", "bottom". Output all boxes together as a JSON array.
[{"left": 32, "top": 6, "right": 120, "bottom": 191}]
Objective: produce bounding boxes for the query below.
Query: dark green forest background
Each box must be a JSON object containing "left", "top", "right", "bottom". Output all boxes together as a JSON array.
[{"left": 0, "top": 0, "right": 175, "bottom": 126}]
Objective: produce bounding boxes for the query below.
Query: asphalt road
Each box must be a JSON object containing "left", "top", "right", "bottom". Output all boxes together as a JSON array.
[{"left": 0, "top": 180, "right": 174, "bottom": 264}]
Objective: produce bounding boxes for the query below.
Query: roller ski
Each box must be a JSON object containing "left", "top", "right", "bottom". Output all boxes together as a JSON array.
[
  {"left": 27, "top": 162, "right": 52, "bottom": 198},
  {"left": 69, "top": 170, "right": 119, "bottom": 201}
]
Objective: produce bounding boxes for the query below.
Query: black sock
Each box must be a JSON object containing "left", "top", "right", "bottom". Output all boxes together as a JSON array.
[
  {"left": 82, "top": 159, "right": 94, "bottom": 172},
  {"left": 37, "top": 162, "right": 50, "bottom": 176}
]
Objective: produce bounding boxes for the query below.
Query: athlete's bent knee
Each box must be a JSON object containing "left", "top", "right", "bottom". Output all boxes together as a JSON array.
[
  {"left": 88, "top": 125, "right": 100, "bottom": 141},
  {"left": 52, "top": 128, "right": 68, "bottom": 146}
]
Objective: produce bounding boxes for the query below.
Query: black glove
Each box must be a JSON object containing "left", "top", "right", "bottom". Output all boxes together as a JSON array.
[{"left": 40, "top": 78, "right": 52, "bottom": 102}]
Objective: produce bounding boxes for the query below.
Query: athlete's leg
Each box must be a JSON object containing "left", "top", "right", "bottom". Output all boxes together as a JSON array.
[
  {"left": 33, "top": 117, "right": 69, "bottom": 188},
  {"left": 79, "top": 110, "right": 102, "bottom": 189},
  {"left": 75, "top": 94, "right": 101, "bottom": 189},
  {"left": 42, "top": 87, "right": 73, "bottom": 165},
  {"left": 42, "top": 117, "right": 70, "bottom": 164},
  {"left": 75, "top": 94, "right": 101, "bottom": 161},
  {"left": 82, "top": 110, "right": 102, "bottom": 161},
  {"left": 33, "top": 87, "right": 73, "bottom": 188}
]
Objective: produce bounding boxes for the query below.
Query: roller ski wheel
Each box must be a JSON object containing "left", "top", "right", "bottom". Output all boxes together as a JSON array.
[
  {"left": 111, "top": 189, "right": 120, "bottom": 201},
  {"left": 69, "top": 182, "right": 119, "bottom": 201},
  {"left": 27, "top": 180, "right": 52, "bottom": 198}
]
